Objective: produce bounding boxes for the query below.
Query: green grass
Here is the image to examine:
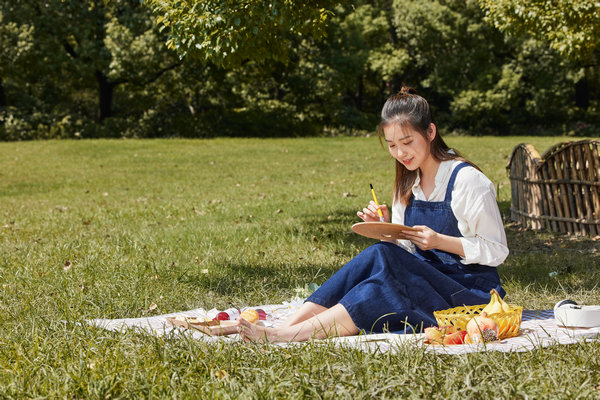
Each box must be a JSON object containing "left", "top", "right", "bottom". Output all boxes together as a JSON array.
[{"left": 1, "top": 136, "right": 599, "bottom": 398}]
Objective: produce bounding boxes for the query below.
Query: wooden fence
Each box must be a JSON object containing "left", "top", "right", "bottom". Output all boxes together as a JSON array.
[{"left": 506, "top": 140, "right": 600, "bottom": 236}]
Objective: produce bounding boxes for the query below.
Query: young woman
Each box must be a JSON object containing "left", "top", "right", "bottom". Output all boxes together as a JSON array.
[{"left": 237, "top": 86, "right": 509, "bottom": 342}]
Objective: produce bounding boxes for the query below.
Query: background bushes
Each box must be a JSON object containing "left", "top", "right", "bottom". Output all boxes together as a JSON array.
[{"left": 1, "top": 0, "right": 598, "bottom": 140}]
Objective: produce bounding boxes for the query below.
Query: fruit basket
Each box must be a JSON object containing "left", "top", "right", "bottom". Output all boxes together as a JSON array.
[{"left": 433, "top": 304, "right": 523, "bottom": 339}]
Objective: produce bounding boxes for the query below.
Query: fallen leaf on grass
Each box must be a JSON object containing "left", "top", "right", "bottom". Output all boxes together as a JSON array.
[
  {"left": 146, "top": 303, "right": 158, "bottom": 313},
  {"left": 214, "top": 370, "right": 228, "bottom": 379},
  {"left": 192, "top": 206, "right": 205, "bottom": 215}
]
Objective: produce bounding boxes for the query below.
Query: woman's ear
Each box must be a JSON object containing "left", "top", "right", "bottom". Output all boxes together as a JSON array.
[{"left": 427, "top": 123, "right": 437, "bottom": 142}]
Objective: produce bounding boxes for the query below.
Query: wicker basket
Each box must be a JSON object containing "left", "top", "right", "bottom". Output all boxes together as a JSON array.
[
  {"left": 433, "top": 304, "right": 523, "bottom": 339},
  {"left": 506, "top": 140, "right": 600, "bottom": 236}
]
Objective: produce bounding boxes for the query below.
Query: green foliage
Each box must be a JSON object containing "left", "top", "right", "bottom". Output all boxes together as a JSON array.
[
  {"left": 0, "top": 10, "right": 35, "bottom": 77},
  {"left": 144, "top": 0, "right": 337, "bottom": 67},
  {"left": 479, "top": 0, "right": 600, "bottom": 63},
  {"left": 477, "top": 0, "right": 600, "bottom": 130},
  {"left": 1, "top": 0, "right": 598, "bottom": 140},
  {"left": 315, "top": 3, "right": 408, "bottom": 128},
  {"left": 392, "top": 0, "right": 513, "bottom": 129},
  {"left": 391, "top": 0, "right": 597, "bottom": 134},
  {"left": 0, "top": 0, "right": 179, "bottom": 124}
]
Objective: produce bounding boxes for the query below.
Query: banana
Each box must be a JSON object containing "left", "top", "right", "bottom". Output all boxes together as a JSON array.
[{"left": 481, "top": 289, "right": 511, "bottom": 315}]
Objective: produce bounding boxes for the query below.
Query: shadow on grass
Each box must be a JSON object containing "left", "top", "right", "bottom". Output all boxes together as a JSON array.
[
  {"left": 289, "top": 208, "right": 378, "bottom": 251},
  {"left": 180, "top": 261, "right": 340, "bottom": 297},
  {"left": 177, "top": 209, "right": 379, "bottom": 298},
  {"left": 295, "top": 208, "right": 600, "bottom": 296},
  {"left": 184, "top": 205, "right": 600, "bottom": 302},
  {"left": 500, "top": 224, "right": 600, "bottom": 294},
  {"left": 498, "top": 200, "right": 510, "bottom": 218}
]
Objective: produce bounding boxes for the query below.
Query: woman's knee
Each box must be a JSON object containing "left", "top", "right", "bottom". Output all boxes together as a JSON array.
[{"left": 365, "top": 241, "right": 411, "bottom": 259}]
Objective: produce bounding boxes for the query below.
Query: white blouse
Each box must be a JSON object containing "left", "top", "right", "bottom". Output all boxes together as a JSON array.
[{"left": 391, "top": 159, "right": 509, "bottom": 267}]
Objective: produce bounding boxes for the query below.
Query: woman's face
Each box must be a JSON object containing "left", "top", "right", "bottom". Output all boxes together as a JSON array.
[{"left": 383, "top": 123, "right": 435, "bottom": 171}]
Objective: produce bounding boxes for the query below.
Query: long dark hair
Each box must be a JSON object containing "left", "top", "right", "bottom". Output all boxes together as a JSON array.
[{"left": 379, "top": 86, "right": 478, "bottom": 205}]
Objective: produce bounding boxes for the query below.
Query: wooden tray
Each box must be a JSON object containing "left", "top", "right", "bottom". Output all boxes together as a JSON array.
[
  {"left": 351, "top": 222, "right": 417, "bottom": 241},
  {"left": 167, "top": 317, "right": 239, "bottom": 336}
]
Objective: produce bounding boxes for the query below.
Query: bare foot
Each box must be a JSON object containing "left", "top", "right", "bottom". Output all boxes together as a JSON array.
[{"left": 237, "top": 317, "right": 278, "bottom": 343}]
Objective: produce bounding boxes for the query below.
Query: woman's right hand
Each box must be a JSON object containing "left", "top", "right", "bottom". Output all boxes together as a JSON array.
[{"left": 357, "top": 201, "right": 390, "bottom": 222}]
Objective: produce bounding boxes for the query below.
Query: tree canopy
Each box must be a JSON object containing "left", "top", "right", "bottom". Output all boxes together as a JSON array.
[
  {"left": 479, "top": 0, "right": 600, "bottom": 64},
  {"left": 143, "top": 0, "right": 338, "bottom": 67},
  {"left": 1, "top": 0, "right": 598, "bottom": 140}
]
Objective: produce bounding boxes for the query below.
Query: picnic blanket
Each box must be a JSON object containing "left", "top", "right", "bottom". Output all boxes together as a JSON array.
[{"left": 87, "top": 299, "right": 600, "bottom": 354}]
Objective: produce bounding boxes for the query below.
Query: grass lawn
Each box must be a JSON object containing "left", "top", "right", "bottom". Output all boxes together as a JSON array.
[{"left": 1, "top": 136, "right": 599, "bottom": 398}]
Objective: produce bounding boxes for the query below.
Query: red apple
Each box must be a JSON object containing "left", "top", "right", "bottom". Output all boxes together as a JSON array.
[{"left": 255, "top": 309, "right": 267, "bottom": 320}]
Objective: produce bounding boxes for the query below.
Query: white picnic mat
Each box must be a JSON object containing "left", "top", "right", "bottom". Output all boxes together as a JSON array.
[
  {"left": 87, "top": 300, "right": 600, "bottom": 354},
  {"left": 87, "top": 298, "right": 307, "bottom": 344}
]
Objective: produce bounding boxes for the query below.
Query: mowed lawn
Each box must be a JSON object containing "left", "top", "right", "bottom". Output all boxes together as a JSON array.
[{"left": 1, "top": 136, "right": 599, "bottom": 398}]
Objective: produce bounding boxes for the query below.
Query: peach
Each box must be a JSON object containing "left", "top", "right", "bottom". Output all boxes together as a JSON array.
[
  {"left": 424, "top": 325, "right": 457, "bottom": 344},
  {"left": 442, "top": 330, "right": 468, "bottom": 345},
  {"left": 240, "top": 309, "right": 259, "bottom": 324}
]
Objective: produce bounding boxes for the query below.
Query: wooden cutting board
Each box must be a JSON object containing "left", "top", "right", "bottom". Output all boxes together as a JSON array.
[{"left": 167, "top": 317, "right": 239, "bottom": 336}]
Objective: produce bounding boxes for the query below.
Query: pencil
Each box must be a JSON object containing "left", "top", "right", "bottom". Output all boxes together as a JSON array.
[{"left": 369, "top": 184, "right": 385, "bottom": 222}]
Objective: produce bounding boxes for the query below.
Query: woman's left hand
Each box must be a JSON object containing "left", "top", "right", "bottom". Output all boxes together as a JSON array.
[{"left": 401, "top": 225, "right": 440, "bottom": 251}]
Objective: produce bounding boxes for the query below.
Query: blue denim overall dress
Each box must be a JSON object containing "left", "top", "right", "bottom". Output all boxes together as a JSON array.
[{"left": 306, "top": 162, "right": 505, "bottom": 333}]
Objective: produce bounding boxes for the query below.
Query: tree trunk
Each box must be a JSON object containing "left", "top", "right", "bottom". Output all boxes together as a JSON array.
[
  {"left": 96, "top": 70, "right": 115, "bottom": 120},
  {"left": 574, "top": 77, "right": 590, "bottom": 110},
  {"left": 0, "top": 77, "right": 6, "bottom": 107},
  {"left": 356, "top": 74, "right": 363, "bottom": 111}
]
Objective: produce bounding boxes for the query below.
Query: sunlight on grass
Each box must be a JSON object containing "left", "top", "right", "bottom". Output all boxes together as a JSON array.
[{"left": 0, "top": 137, "right": 599, "bottom": 397}]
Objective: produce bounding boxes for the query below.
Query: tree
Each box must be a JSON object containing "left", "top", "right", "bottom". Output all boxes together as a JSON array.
[
  {"left": 143, "top": 0, "right": 338, "bottom": 67},
  {"left": 2, "top": 0, "right": 180, "bottom": 122},
  {"left": 307, "top": 2, "right": 409, "bottom": 128},
  {"left": 479, "top": 0, "right": 599, "bottom": 114},
  {"left": 2, "top": 0, "right": 597, "bottom": 140},
  {"left": 479, "top": 0, "right": 599, "bottom": 63},
  {"left": 0, "top": 8, "right": 35, "bottom": 108},
  {"left": 389, "top": 0, "right": 587, "bottom": 133}
]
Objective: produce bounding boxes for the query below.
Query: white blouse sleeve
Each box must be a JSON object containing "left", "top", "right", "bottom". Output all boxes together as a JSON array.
[{"left": 451, "top": 169, "right": 509, "bottom": 267}]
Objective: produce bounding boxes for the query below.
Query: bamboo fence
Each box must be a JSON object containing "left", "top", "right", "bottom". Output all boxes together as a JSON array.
[{"left": 506, "top": 139, "right": 600, "bottom": 236}]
